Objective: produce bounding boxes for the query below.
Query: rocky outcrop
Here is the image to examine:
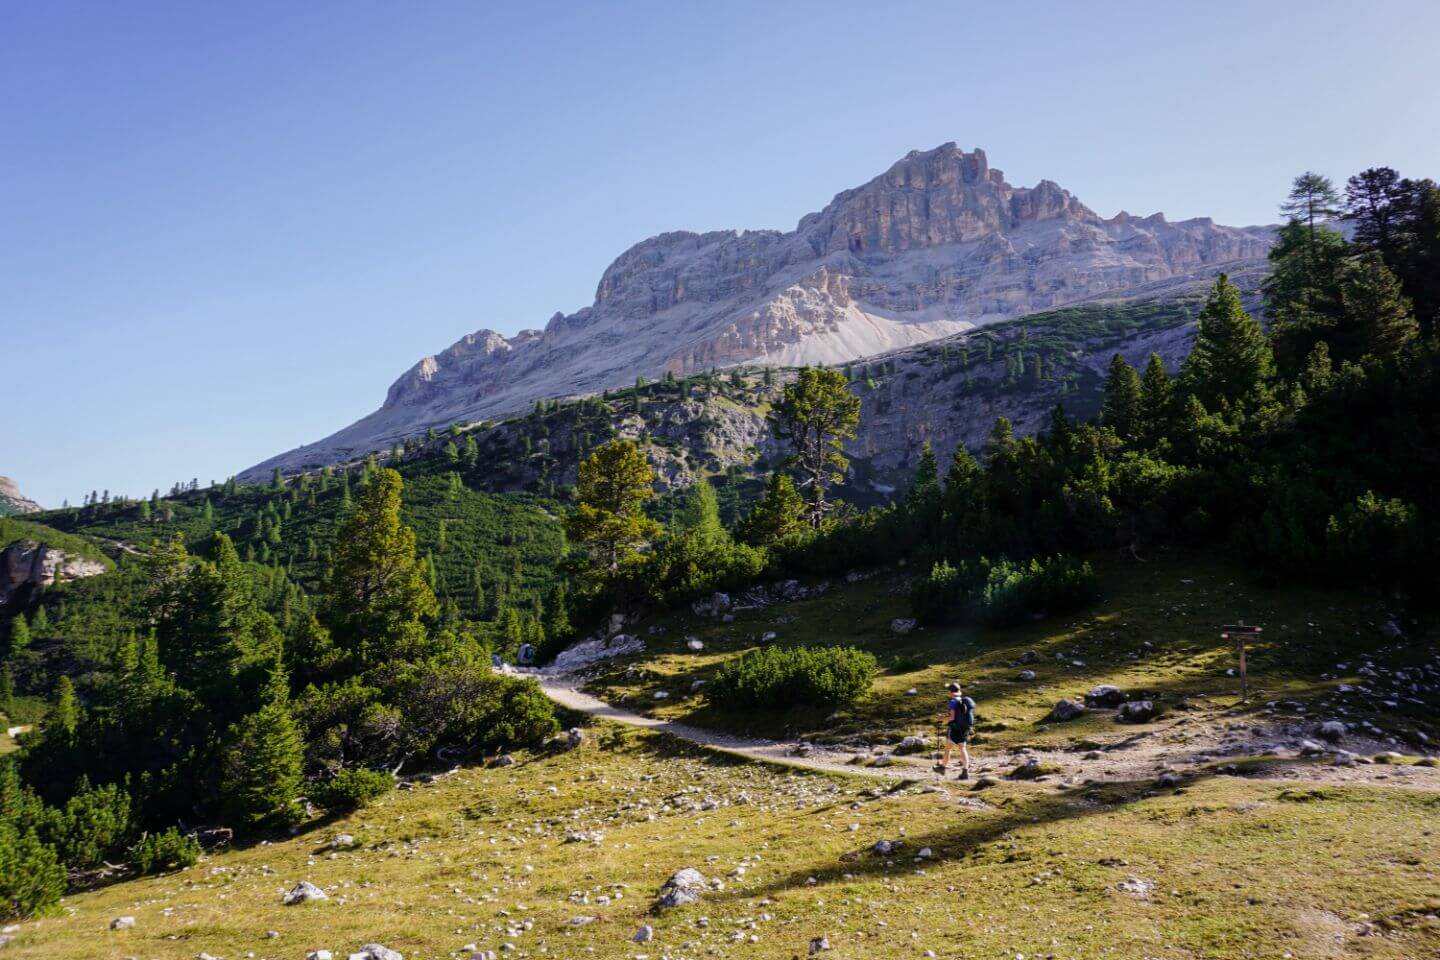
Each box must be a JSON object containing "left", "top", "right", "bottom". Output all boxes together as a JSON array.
[
  {"left": 0, "top": 477, "right": 42, "bottom": 516},
  {"left": 0, "top": 540, "right": 108, "bottom": 608},
  {"left": 242, "top": 143, "right": 1272, "bottom": 480}
]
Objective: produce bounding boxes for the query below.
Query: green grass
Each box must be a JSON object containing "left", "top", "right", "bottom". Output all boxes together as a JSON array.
[
  {"left": 583, "top": 549, "right": 1436, "bottom": 753},
  {"left": 5, "top": 725, "right": 1436, "bottom": 960}
]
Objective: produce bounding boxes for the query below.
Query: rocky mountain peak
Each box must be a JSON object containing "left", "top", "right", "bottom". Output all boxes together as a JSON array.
[{"left": 241, "top": 144, "right": 1274, "bottom": 481}]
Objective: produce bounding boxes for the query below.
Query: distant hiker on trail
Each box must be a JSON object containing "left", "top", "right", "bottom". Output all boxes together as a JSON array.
[{"left": 935, "top": 681, "right": 976, "bottom": 779}]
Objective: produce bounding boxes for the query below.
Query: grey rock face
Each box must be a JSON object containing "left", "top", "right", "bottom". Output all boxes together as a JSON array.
[
  {"left": 243, "top": 143, "right": 1272, "bottom": 480},
  {"left": 0, "top": 477, "right": 41, "bottom": 515},
  {"left": 0, "top": 540, "right": 107, "bottom": 608}
]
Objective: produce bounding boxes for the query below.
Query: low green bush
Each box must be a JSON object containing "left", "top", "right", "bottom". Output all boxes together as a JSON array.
[
  {"left": 707, "top": 645, "right": 877, "bottom": 710},
  {"left": 0, "top": 823, "right": 66, "bottom": 919},
  {"left": 911, "top": 554, "right": 1097, "bottom": 626},
  {"left": 311, "top": 768, "right": 394, "bottom": 811},
  {"left": 976, "top": 555, "right": 1098, "bottom": 626},
  {"left": 129, "top": 827, "right": 201, "bottom": 874}
]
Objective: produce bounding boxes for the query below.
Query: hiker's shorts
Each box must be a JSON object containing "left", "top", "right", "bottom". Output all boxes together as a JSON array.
[{"left": 947, "top": 723, "right": 972, "bottom": 745}]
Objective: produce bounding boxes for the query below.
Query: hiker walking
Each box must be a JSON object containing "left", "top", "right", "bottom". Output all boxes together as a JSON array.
[{"left": 935, "top": 681, "right": 976, "bottom": 779}]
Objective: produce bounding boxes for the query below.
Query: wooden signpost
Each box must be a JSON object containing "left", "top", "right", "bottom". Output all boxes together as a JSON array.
[{"left": 1221, "top": 622, "right": 1263, "bottom": 703}]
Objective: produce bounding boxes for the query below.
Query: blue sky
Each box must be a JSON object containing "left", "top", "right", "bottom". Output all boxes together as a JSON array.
[{"left": 4, "top": 1, "right": 1438, "bottom": 508}]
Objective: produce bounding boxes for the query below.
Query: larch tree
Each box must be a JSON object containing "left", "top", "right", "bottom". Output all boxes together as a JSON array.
[
  {"left": 1280, "top": 171, "right": 1342, "bottom": 267},
  {"left": 770, "top": 367, "right": 861, "bottom": 526},
  {"left": 564, "top": 440, "right": 662, "bottom": 588}
]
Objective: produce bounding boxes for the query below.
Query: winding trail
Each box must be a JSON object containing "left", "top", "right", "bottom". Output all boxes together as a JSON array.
[
  {"left": 532, "top": 670, "right": 1440, "bottom": 791},
  {"left": 536, "top": 673, "right": 916, "bottom": 779}
]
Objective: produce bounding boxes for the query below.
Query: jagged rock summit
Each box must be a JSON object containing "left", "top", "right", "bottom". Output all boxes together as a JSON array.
[
  {"left": 0, "top": 476, "right": 42, "bottom": 516},
  {"left": 243, "top": 143, "right": 1272, "bottom": 479}
]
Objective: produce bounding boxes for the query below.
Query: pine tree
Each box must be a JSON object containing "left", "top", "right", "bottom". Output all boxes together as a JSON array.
[
  {"left": 1184, "top": 274, "right": 1273, "bottom": 415},
  {"left": 322, "top": 469, "right": 437, "bottom": 654},
  {"left": 1137, "top": 353, "right": 1173, "bottom": 445},
  {"left": 272, "top": 467, "right": 284, "bottom": 491},
  {"left": 737, "top": 472, "right": 805, "bottom": 546},
  {"left": 1344, "top": 166, "right": 1406, "bottom": 260},
  {"left": 28, "top": 606, "right": 47, "bottom": 636},
  {"left": 542, "top": 583, "right": 571, "bottom": 647},
  {"left": 673, "top": 480, "right": 723, "bottom": 541},
  {"left": 51, "top": 676, "right": 78, "bottom": 742},
  {"left": 462, "top": 434, "right": 480, "bottom": 467},
  {"left": 139, "top": 499, "right": 151, "bottom": 522},
  {"left": 4, "top": 616, "right": 29, "bottom": 659},
  {"left": 1339, "top": 253, "right": 1418, "bottom": 362},
  {"left": 0, "top": 665, "right": 13, "bottom": 712},
  {"left": 1100, "top": 354, "right": 1142, "bottom": 440},
  {"left": 221, "top": 692, "right": 304, "bottom": 830}
]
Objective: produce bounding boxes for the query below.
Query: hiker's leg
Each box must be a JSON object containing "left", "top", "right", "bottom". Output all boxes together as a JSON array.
[{"left": 960, "top": 741, "right": 971, "bottom": 771}]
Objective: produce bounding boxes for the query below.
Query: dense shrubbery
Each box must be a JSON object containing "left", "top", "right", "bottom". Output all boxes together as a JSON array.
[
  {"left": 707, "top": 645, "right": 877, "bottom": 710},
  {"left": 129, "top": 827, "right": 200, "bottom": 874},
  {"left": 311, "top": 768, "right": 394, "bottom": 811},
  {"left": 0, "top": 819, "right": 66, "bottom": 919},
  {"left": 974, "top": 556, "right": 1098, "bottom": 626},
  {"left": 911, "top": 555, "right": 1097, "bottom": 626}
]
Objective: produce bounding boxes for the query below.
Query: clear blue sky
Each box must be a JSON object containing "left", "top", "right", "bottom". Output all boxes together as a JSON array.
[{"left": 4, "top": 1, "right": 1438, "bottom": 508}]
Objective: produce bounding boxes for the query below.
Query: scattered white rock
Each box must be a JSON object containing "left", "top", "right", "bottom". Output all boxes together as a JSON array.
[
  {"left": 1117, "top": 876, "right": 1153, "bottom": 898},
  {"left": 348, "top": 946, "right": 402, "bottom": 960},
  {"left": 633, "top": 925, "right": 654, "bottom": 943},
  {"left": 283, "top": 881, "right": 329, "bottom": 905},
  {"left": 809, "top": 935, "right": 831, "bottom": 954},
  {"left": 655, "top": 868, "right": 707, "bottom": 909},
  {"left": 110, "top": 917, "right": 137, "bottom": 930},
  {"left": 890, "top": 618, "right": 917, "bottom": 636},
  {"left": 306, "top": 952, "right": 333, "bottom": 960}
]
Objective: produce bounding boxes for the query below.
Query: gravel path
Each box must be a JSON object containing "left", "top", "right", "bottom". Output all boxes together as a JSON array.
[
  {"left": 534, "top": 670, "right": 1440, "bottom": 791},
  {"left": 537, "top": 673, "right": 921, "bottom": 779}
]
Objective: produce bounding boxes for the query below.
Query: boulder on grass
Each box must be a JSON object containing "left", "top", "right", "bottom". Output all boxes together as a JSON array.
[
  {"left": 655, "top": 868, "right": 707, "bottom": 910},
  {"left": 893, "top": 735, "right": 929, "bottom": 755},
  {"left": 1116, "top": 700, "right": 1159, "bottom": 724},
  {"left": 1085, "top": 685, "right": 1125, "bottom": 708},
  {"left": 1045, "top": 699, "right": 1086, "bottom": 722}
]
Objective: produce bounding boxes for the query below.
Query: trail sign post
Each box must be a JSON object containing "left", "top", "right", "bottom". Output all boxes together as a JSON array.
[{"left": 1221, "top": 623, "right": 1262, "bottom": 703}]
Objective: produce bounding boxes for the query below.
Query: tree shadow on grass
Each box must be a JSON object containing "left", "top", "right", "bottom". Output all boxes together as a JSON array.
[{"left": 706, "top": 764, "right": 1304, "bottom": 903}]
